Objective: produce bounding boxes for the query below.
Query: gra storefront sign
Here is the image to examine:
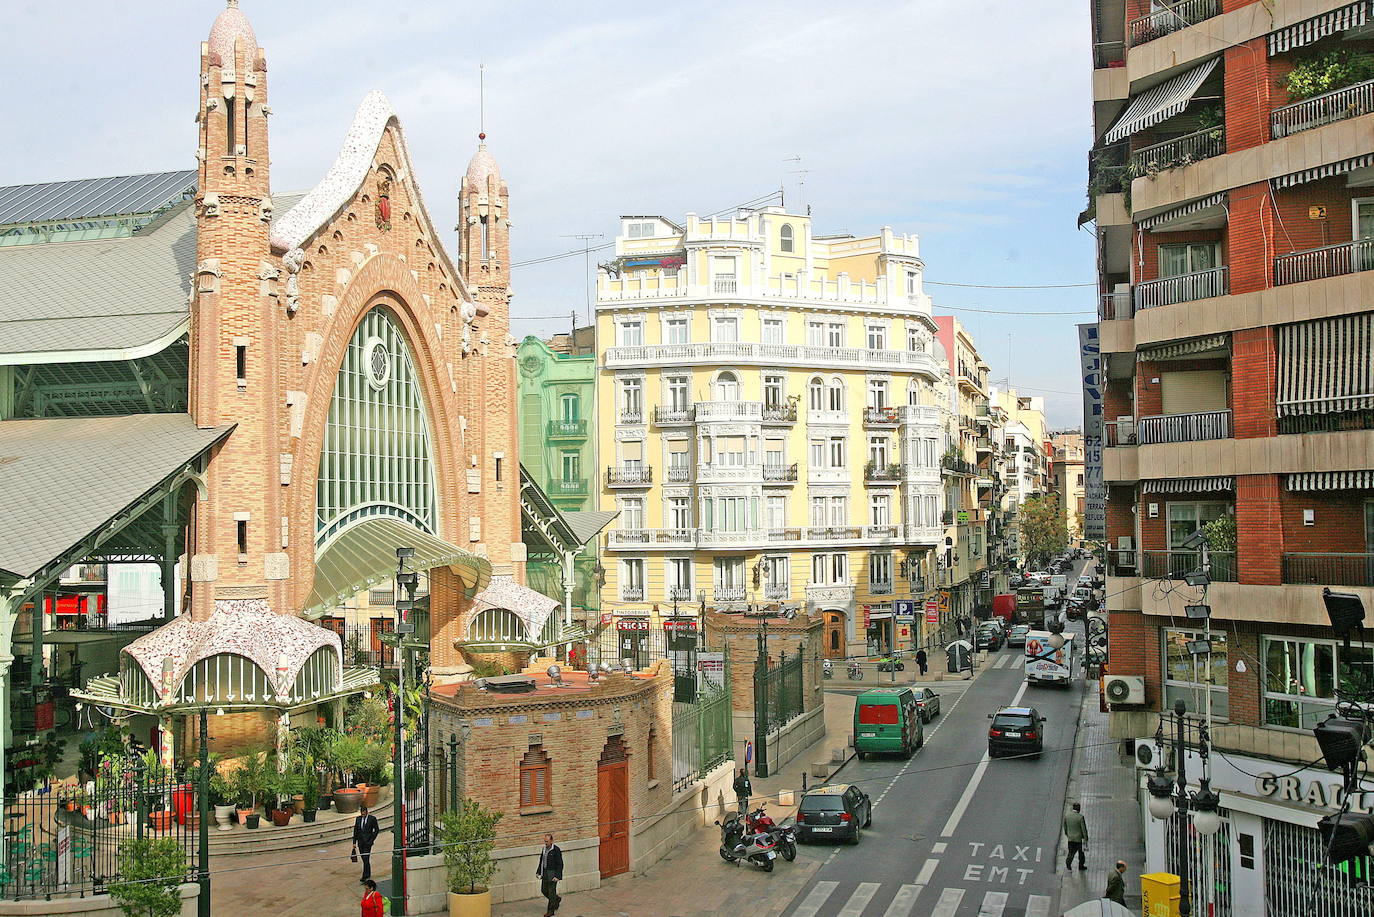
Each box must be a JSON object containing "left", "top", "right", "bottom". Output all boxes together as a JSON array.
[{"left": 1255, "top": 772, "right": 1374, "bottom": 813}]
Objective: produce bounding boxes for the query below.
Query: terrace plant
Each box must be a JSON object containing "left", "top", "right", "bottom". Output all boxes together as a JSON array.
[{"left": 1284, "top": 50, "right": 1374, "bottom": 101}]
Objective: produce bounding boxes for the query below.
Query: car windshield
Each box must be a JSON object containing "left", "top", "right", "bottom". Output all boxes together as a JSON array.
[
  {"left": 800, "top": 796, "right": 845, "bottom": 812},
  {"left": 993, "top": 715, "right": 1034, "bottom": 729}
]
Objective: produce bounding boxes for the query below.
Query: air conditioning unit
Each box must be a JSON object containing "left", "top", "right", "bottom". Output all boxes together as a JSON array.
[{"left": 1104, "top": 675, "right": 1145, "bottom": 705}]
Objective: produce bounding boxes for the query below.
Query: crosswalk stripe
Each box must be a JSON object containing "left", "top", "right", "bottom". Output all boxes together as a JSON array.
[
  {"left": 978, "top": 891, "right": 1009, "bottom": 917},
  {"left": 915, "top": 857, "right": 939, "bottom": 885},
  {"left": 930, "top": 887, "right": 965, "bottom": 917},
  {"left": 836, "top": 882, "right": 881, "bottom": 917},
  {"left": 880, "top": 884, "right": 922, "bottom": 917},
  {"left": 1025, "top": 894, "right": 1052, "bottom": 917},
  {"left": 788, "top": 881, "right": 837, "bottom": 917}
]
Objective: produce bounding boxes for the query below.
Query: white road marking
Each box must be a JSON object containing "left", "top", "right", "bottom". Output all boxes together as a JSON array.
[
  {"left": 1025, "top": 894, "right": 1052, "bottom": 917},
  {"left": 977, "top": 891, "right": 1009, "bottom": 916},
  {"left": 880, "top": 884, "right": 922, "bottom": 917},
  {"left": 939, "top": 680, "right": 1028, "bottom": 837},
  {"left": 931, "top": 842, "right": 947, "bottom": 854},
  {"left": 915, "top": 857, "right": 939, "bottom": 885},
  {"left": 835, "top": 882, "right": 881, "bottom": 917},
  {"left": 930, "top": 887, "right": 965, "bottom": 917},
  {"left": 788, "top": 880, "right": 838, "bottom": 917}
]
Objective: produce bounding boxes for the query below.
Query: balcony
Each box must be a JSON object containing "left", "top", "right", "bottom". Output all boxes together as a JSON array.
[
  {"left": 1134, "top": 267, "right": 1227, "bottom": 310},
  {"left": 864, "top": 461, "right": 902, "bottom": 484},
  {"left": 975, "top": 436, "right": 994, "bottom": 454},
  {"left": 1283, "top": 553, "right": 1374, "bottom": 587},
  {"left": 764, "top": 584, "right": 789, "bottom": 600},
  {"left": 1274, "top": 237, "right": 1374, "bottom": 287},
  {"left": 1137, "top": 410, "right": 1231, "bottom": 444},
  {"left": 547, "top": 479, "right": 588, "bottom": 496},
  {"left": 941, "top": 455, "right": 978, "bottom": 476},
  {"left": 601, "top": 341, "right": 940, "bottom": 376},
  {"left": 607, "top": 528, "right": 695, "bottom": 548},
  {"left": 1139, "top": 549, "right": 1237, "bottom": 582},
  {"left": 762, "top": 403, "right": 797, "bottom": 423},
  {"left": 714, "top": 586, "right": 746, "bottom": 603},
  {"left": 869, "top": 582, "right": 894, "bottom": 596},
  {"left": 667, "top": 586, "right": 693, "bottom": 602},
  {"left": 941, "top": 509, "right": 955, "bottom": 525},
  {"left": 606, "top": 466, "right": 652, "bottom": 487},
  {"left": 1278, "top": 410, "right": 1374, "bottom": 435},
  {"left": 695, "top": 401, "right": 763, "bottom": 422},
  {"left": 665, "top": 466, "right": 691, "bottom": 483},
  {"left": 1101, "top": 290, "right": 1132, "bottom": 321},
  {"left": 863, "top": 406, "right": 901, "bottom": 427},
  {"left": 1271, "top": 78, "right": 1374, "bottom": 140},
  {"left": 1127, "top": 0, "right": 1218, "bottom": 46},
  {"left": 653, "top": 405, "right": 694, "bottom": 424},
  {"left": 619, "top": 408, "right": 644, "bottom": 425},
  {"left": 1093, "top": 40, "right": 1125, "bottom": 69},
  {"left": 621, "top": 586, "right": 645, "bottom": 602},
  {"left": 762, "top": 463, "right": 798, "bottom": 483},
  {"left": 1129, "top": 127, "right": 1225, "bottom": 176},
  {"left": 712, "top": 277, "right": 738, "bottom": 295},
  {"left": 1105, "top": 419, "right": 1136, "bottom": 447},
  {"left": 547, "top": 419, "right": 588, "bottom": 439}
]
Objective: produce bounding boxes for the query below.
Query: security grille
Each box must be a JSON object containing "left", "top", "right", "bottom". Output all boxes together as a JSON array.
[
  {"left": 1264, "top": 817, "right": 1374, "bottom": 917},
  {"left": 1164, "top": 812, "right": 1233, "bottom": 917}
]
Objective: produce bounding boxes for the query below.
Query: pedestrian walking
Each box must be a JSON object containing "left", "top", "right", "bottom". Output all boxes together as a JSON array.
[
  {"left": 1063, "top": 802, "right": 1088, "bottom": 871},
  {"left": 1104, "top": 860, "right": 1127, "bottom": 904},
  {"left": 535, "top": 833, "right": 564, "bottom": 916},
  {"left": 351, "top": 804, "right": 380, "bottom": 883},
  {"left": 733, "top": 768, "right": 752, "bottom": 813},
  {"left": 360, "top": 879, "right": 384, "bottom": 917},
  {"left": 915, "top": 649, "right": 928, "bottom": 676}
]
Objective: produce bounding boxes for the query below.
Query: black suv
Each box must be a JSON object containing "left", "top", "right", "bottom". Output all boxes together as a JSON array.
[
  {"left": 987, "top": 706, "right": 1046, "bottom": 758},
  {"left": 975, "top": 624, "right": 1003, "bottom": 651},
  {"left": 796, "top": 784, "right": 872, "bottom": 844}
]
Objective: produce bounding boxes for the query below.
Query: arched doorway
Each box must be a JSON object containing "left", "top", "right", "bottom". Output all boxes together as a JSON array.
[
  {"left": 597, "top": 735, "right": 630, "bottom": 878},
  {"left": 822, "top": 610, "right": 847, "bottom": 659}
]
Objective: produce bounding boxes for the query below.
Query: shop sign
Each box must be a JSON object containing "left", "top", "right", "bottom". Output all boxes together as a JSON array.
[
  {"left": 925, "top": 600, "right": 939, "bottom": 624},
  {"left": 600, "top": 612, "right": 613, "bottom": 626},
  {"left": 862, "top": 604, "right": 871, "bottom": 628},
  {"left": 663, "top": 618, "right": 698, "bottom": 631},
  {"left": 956, "top": 510, "right": 969, "bottom": 524},
  {"left": 697, "top": 652, "right": 725, "bottom": 689},
  {"left": 617, "top": 618, "right": 649, "bottom": 631},
  {"left": 1254, "top": 772, "right": 1374, "bottom": 813},
  {"left": 937, "top": 590, "right": 950, "bottom": 612},
  {"left": 895, "top": 600, "right": 917, "bottom": 617}
]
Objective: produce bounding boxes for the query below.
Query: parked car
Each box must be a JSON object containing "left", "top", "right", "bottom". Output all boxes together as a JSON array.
[
  {"left": 987, "top": 706, "right": 1046, "bottom": 758},
  {"left": 1006, "top": 624, "right": 1030, "bottom": 648},
  {"left": 796, "top": 784, "right": 872, "bottom": 844},
  {"left": 975, "top": 625, "right": 1003, "bottom": 651},
  {"left": 914, "top": 687, "right": 941, "bottom": 723},
  {"left": 853, "top": 687, "right": 923, "bottom": 759}
]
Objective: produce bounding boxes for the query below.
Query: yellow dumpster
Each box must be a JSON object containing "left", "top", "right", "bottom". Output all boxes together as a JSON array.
[{"left": 1140, "top": 872, "right": 1181, "bottom": 917}]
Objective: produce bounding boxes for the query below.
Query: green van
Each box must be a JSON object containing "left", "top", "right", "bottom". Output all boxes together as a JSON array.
[{"left": 853, "top": 687, "right": 924, "bottom": 759}]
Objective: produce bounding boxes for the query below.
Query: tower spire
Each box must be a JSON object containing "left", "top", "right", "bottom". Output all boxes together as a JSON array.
[{"left": 479, "top": 62, "right": 485, "bottom": 139}]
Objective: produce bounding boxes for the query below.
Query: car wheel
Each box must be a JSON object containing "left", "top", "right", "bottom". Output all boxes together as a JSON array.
[
  {"left": 863, "top": 807, "right": 873, "bottom": 828},
  {"left": 849, "top": 823, "right": 862, "bottom": 844},
  {"left": 856, "top": 751, "right": 866, "bottom": 761}
]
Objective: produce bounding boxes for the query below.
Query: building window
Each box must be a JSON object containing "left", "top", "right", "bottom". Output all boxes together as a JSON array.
[
  {"left": 667, "top": 441, "right": 690, "bottom": 477},
  {"left": 668, "top": 497, "right": 692, "bottom": 530},
  {"left": 715, "top": 557, "right": 744, "bottom": 591},
  {"left": 832, "top": 553, "right": 849, "bottom": 583},
  {"left": 906, "top": 271, "right": 919, "bottom": 297},
  {"left": 1158, "top": 242, "right": 1219, "bottom": 278},
  {"left": 620, "top": 378, "right": 643, "bottom": 419},
  {"left": 870, "top": 494, "right": 891, "bottom": 526},
  {"left": 867, "top": 379, "right": 889, "bottom": 409},
  {"left": 665, "top": 375, "right": 689, "bottom": 411},
  {"left": 712, "top": 315, "right": 739, "bottom": 343},
  {"left": 866, "top": 324, "right": 887, "bottom": 351},
  {"left": 1167, "top": 502, "right": 1229, "bottom": 549},
  {"left": 907, "top": 327, "right": 926, "bottom": 352},
  {"left": 621, "top": 559, "right": 644, "bottom": 600},
  {"left": 763, "top": 375, "right": 785, "bottom": 408},
  {"left": 664, "top": 317, "right": 689, "bottom": 344},
  {"left": 619, "top": 320, "right": 644, "bottom": 347},
  {"left": 826, "top": 322, "right": 845, "bottom": 349},
  {"left": 714, "top": 436, "right": 747, "bottom": 467},
  {"left": 829, "top": 437, "right": 846, "bottom": 468},
  {"left": 827, "top": 378, "right": 845, "bottom": 412},
  {"left": 762, "top": 317, "right": 784, "bottom": 344},
  {"left": 764, "top": 438, "right": 785, "bottom": 467},
  {"left": 806, "top": 321, "right": 825, "bottom": 347},
  {"left": 765, "top": 555, "right": 788, "bottom": 589},
  {"left": 626, "top": 221, "right": 656, "bottom": 239},
  {"left": 559, "top": 393, "right": 580, "bottom": 422},
  {"left": 647, "top": 727, "right": 658, "bottom": 781},
  {"left": 714, "top": 370, "right": 740, "bottom": 401},
  {"left": 1163, "top": 629, "right": 1229, "bottom": 720},
  {"left": 620, "top": 497, "right": 644, "bottom": 530},
  {"left": 808, "top": 376, "right": 825, "bottom": 411},
  {"left": 1262, "top": 636, "right": 1374, "bottom": 729},
  {"left": 868, "top": 437, "right": 889, "bottom": 468},
  {"left": 668, "top": 557, "right": 692, "bottom": 595},
  {"left": 870, "top": 553, "right": 893, "bottom": 590},
  {"left": 809, "top": 439, "right": 825, "bottom": 469},
  {"left": 780, "top": 223, "right": 795, "bottom": 252},
  {"left": 519, "top": 746, "right": 552, "bottom": 808},
  {"left": 560, "top": 451, "right": 580, "bottom": 482}
]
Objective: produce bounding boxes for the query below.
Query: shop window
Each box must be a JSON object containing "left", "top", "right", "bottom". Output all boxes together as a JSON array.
[
  {"left": 519, "top": 746, "right": 551, "bottom": 808},
  {"left": 1262, "top": 635, "right": 1374, "bottom": 729}
]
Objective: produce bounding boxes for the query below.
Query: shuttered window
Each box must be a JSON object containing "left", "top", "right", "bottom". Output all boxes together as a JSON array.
[
  {"left": 1161, "top": 371, "right": 1228, "bottom": 414},
  {"left": 1277, "top": 313, "right": 1374, "bottom": 416},
  {"left": 520, "top": 747, "right": 551, "bottom": 808}
]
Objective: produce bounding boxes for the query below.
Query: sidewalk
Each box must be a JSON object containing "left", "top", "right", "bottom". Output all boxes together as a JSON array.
[{"left": 1057, "top": 683, "right": 1146, "bottom": 915}]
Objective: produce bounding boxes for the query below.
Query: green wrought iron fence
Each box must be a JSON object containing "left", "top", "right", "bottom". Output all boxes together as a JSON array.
[
  {"left": 670, "top": 645, "right": 731, "bottom": 790},
  {"left": 755, "top": 648, "right": 807, "bottom": 735}
]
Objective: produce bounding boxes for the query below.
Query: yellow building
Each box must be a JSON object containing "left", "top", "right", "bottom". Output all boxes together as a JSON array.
[{"left": 594, "top": 207, "right": 947, "bottom": 659}]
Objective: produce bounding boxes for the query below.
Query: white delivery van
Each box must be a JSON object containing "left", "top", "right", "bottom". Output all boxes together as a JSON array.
[{"left": 1025, "top": 632, "right": 1076, "bottom": 685}]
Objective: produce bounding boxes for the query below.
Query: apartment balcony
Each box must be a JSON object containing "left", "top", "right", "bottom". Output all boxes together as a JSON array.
[
  {"left": 1127, "top": 0, "right": 1218, "bottom": 46},
  {"left": 1128, "top": 127, "right": 1225, "bottom": 175},
  {"left": 1139, "top": 549, "right": 1237, "bottom": 582},
  {"left": 713, "top": 277, "right": 738, "bottom": 295},
  {"left": 941, "top": 509, "right": 955, "bottom": 525},
  {"left": 805, "top": 584, "right": 855, "bottom": 605},
  {"left": 1283, "top": 553, "right": 1374, "bottom": 588},
  {"left": 653, "top": 405, "right": 694, "bottom": 424},
  {"left": 1093, "top": 40, "right": 1125, "bottom": 69},
  {"left": 1105, "top": 419, "right": 1136, "bottom": 447},
  {"left": 975, "top": 436, "right": 994, "bottom": 455},
  {"left": 1133, "top": 267, "right": 1227, "bottom": 310},
  {"left": 621, "top": 586, "right": 645, "bottom": 602},
  {"left": 762, "top": 463, "right": 798, "bottom": 483},
  {"left": 899, "top": 404, "right": 943, "bottom": 427},
  {"left": 619, "top": 408, "right": 645, "bottom": 425},
  {"left": 546, "top": 479, "right": 589, "bottom": 497},
  {"left": 601, "top": 342, "right": 940, "bottom": 377},
  {"left": 546, "top": 419, "right": 588, "bottom": 440},
  {"left": 1136, "top": 410, "right": 1231, "bottom": 445},
  {"left": 941, "top": 455, "right": 978, "bottom": 476},
  {"left": 1274, "top": 238, "right": 1374, "bottom": 287},
  {"left": 1101, "top": 290, "right": 1133, "bottom": 321},
  {"left": 667, "top": 586, "right": 693, "bottom": 602},
  {"left": 1271, "top": 78, "right": 1374, "bottom": 140},
  {"left": 606, "top": 466, "right": 652, "bottom": 487},
  {"left": 696, "top": 401, "right": 764, "bottom": 422},
  {"left": 869, "top": 582, "right": 894, "bottom": 596},
  {"left": 696, "top": 463, "right": 759, "bottom": 483},
  {"left": 864, "top": 461, "right": 902, "bottom": 484},
  {"left": 698, "top": 530, "right": 762, "bottom": 547},
  {"left": 762, "top": 404, "right": 797, "bottom": 423},
  {"left": 607, "top": 528, "right": 695, "bottom": 548},
  {"left": 863, "top": 406, "right": 902, "bottom": 427},
  {"left": 1278, "top": 410, "right": 1374, "bottom": 435},
  {"left": 665, "top": 466, "right": 691, "bottom": 483},
  {"left": 764, "top": 584, "right": 789, "bottom": 600},
  {"left": 714, "top": 585, "right": 746, "bottom": 603},
  {"left": 976, "top": 476, "right": 995, "bottom": 489}
]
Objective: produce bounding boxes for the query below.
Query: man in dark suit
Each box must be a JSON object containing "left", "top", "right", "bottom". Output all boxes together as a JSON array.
[
  {"left": 352, "top": 805, "right": 380, "bottom": 882},
  {"left": 535, "top": 833, "right": 564, "bottom": 916}
]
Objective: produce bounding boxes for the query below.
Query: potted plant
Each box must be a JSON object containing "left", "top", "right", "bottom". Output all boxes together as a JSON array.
[
  {"left": 210, "top": 774, "right": 235, "bottom": 831},
  {"left": 108, "top": 837, "right": 186, "bottom": 917},
  {"left": 301, "top": 776, "right": 320, "bottom": 823},
  {"left": 438, "top": 799, "right": 503, "bottom": 917},
  {"left": 329, "top": 735, "right": 367, "bottom": 814},
  {"left": 357, "top": 743, "right": 390, "bottom": 807},
  {"left": 233, "top": 751, "right": 270, "bottom": 829}
]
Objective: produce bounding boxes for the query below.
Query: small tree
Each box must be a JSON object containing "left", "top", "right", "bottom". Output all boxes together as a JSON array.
[
  {"left": 109, "top": 837, "right": 186, "bottom": 917},
  {"left": 1019, "top": 494, "right": 1070, "bottom": 567},
  {"left": 438, "top": 798, "right": 503, "bottom": 894}
]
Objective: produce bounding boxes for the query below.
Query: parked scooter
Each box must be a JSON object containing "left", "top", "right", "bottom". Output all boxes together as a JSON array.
[
  {"left": 847, "top": 660, "right": 864, "bottom": 681},
  {"left": 715, "top": 817, "right": 779, "bottom": 871},
  {"left": 741, "top": 806, "right": 797, "bottom": 861}
]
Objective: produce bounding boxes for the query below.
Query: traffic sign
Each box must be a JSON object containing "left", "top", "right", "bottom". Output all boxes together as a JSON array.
[{"left": 894, "top": 599, "right": 916, "bottom": 616}]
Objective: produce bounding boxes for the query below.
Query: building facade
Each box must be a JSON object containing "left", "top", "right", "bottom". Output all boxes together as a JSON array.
[
  {"left": 595, "top": 208, "right": 947, "bottom": 659},
  {"left": 1088, "top": 1, "right": 1374, "bottom": 912},
  {"left": 1049, "top": 432, "right": 1085, "bottom": 544}
]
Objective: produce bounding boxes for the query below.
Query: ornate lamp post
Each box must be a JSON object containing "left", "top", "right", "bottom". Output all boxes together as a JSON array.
[{"left": 1146, "top": 699, "right": 1222, "bottom": 917}]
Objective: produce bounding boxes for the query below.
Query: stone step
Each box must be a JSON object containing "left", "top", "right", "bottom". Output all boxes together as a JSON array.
[{"left": 205, "top": 798, "right": 395, "bottom": 854}]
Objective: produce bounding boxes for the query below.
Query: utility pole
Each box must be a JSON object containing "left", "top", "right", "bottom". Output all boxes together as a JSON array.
[{"left": 560, "top": 233, "right": 603, "bottom": 326}]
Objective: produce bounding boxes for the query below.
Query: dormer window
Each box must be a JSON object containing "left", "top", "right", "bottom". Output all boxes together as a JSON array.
[
  {"left": 780, "top": 224, "right": 795, "bottom": 253},
  {"left": 627, "top": 221, "right": 656, "bottom": 239}
]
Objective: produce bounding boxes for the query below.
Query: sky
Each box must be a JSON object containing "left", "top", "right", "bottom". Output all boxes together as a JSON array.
[{"left": 6, "top": 0, "right": 1097, "bottom": 427}]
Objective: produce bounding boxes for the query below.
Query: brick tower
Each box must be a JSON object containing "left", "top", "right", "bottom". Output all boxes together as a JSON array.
[{"left": 188, "top": 1, "right": 288, "bottom": 620}]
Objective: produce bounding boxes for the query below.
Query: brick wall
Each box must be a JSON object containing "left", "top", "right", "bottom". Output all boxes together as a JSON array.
[
  {"left": 1226, "top": 626, "right": 1261, "bottom": 726},
  {"left": 1230, "top": 326, "right": 1277, "bottom": 438},
  {"left": 1223, "top": 38, "right": 1273, "bottom": 153},
  {"left": 1225, "top": 182, "right": 1275, "bottom": 295},
  {"left": 704, "top": 612, "right": 824, "bottom": 716},
  {"left": 1279, "top": 488, "right": 1370, "bottom": 552},
  {"left": 1236, "top": 474, "right": 1283, "bottom": 584}
]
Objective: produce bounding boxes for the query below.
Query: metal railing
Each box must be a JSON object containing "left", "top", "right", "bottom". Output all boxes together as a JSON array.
[
  {"left": 764, "top": 584, "right": 789, "bottom": 600},
  {"left": 1137, "top": 410, "right": 1231, "bottom": 444},
  {"left": 1140, "top": 549, "right": 1236, "bottom": 582},
  {"left": 1105, "top": 419, "right": 1136, "bottom": 447},
  {"left": 1128, "top": 0, "right": 1219, "bottom": 46},
  {"left": 619, "top": 409, "right": 644, "bottom": 424},
  {"left": 1101, "top": 291, "right": 1133, "bottom": 321},
  {"left": 1130, "top": 127, "right": 1225, "bottom": 174},
  {"left": 714, "top": 586, "right": 746, "bottom": 602},
  {"left": 1278, "top": 410, "right": 1374, "bottom": 435},
  {"left": 607, "top": 528, "right": 695, "bottom": 547},
  {"left": 762, "top": 463, "right": 798, "bottom": 482},
  {"left": 864, "top": 461, "right": 902, "bottom": 482},
  {"left": 1271, "top": 77, "right": 1374, "bottom": 139},
  {"left": 1274, "top": 237, "right": 1374, "bottom": 286},
  {"left": 653, "top": 406, "right": 694, "bottom": 424},
  {"left": 672, "top": 663, "right": 732, "bottom": 791},
  {"left": 621, "top": 586, "right": 645, "bottom": 601},
  {"left": 665, "top": 466, "right": 691, "bottom": 483},
  {"left": 606, "top": 466, "right": 652, "bottom": 486},
  {"left": 667, "top": 586, "right": 693, "bottom": 602},
  {"left": 1134, "top": 266, "right": 1227, "bottom": 309},
  {"left": 755, "top": 648, "right": 808, "bottom": 737},
  {"left": 941, "top": 455, "right": 978, "bottom": 475},
  {"left": 762, "top": 404, "right": 797, "bottom": 422},
  {"left": 1282, "top": 553, "right": 1374, "bottom": 587},
  {"left": 1094, "top": 40, "right": 1126, "bottom": 68},
  {"left": 863, "top": 406, "right": 902, "bottom": 425},
  {"left": 869, "top": 582, "right": 894, "bottom": 595},
  {"left": 546, "top": 419, "right": 588, "bottom": 438}
]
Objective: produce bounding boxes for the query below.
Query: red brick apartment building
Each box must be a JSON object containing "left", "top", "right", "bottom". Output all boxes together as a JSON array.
[{"left": 1088, "top": 2, "right": 1374, "bottom": 913}]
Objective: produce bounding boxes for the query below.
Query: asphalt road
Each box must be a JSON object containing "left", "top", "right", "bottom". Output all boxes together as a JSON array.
[{"left": 781, "top": 558, "right": 1094, "bottom": 917}]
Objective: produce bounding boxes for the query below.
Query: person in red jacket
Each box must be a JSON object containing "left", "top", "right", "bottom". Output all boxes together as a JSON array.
[{"left": 360, "top": 879, "right": 384, "bottom": 917}]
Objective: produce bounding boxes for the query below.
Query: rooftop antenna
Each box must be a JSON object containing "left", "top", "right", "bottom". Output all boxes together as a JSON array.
[
  {"left": 479, "top": 63, "right": 485, "bottom": 138},
  {"left": 783, "top": 155, "right": 809, "bottom": 211},
  {"left": 561, "top": 233, "right": 604, "bottom": 323}
]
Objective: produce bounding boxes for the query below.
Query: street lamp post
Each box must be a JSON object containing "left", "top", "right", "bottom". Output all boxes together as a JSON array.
[
  {"left": 197, "top": 707, "right": 211, "bottom": 917},
  {"left": 1146, "top": 699, "right": 1221, "bottom": 917},
  {"left": 390, "top": 547, "right": 418, "bottom": 916}
]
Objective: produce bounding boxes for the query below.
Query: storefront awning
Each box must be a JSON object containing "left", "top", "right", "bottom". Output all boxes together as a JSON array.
[
  {"left": 1286, "top": 470, "right": 1374, "bottom": 491},
  {"left": 305, "top": 516, "right": 491, "bottom": 618},
  {"left": 1137, "top": 333, "right": 1229, "bottom": 362},
  {"left": 1268, "top": 1, "right": 1371, "bottom": 55},
  {"left": 1104, "top": 58, "right": 1218, "bottom": 144},
  {"left": 1276, "top": 312, "right": 1374, "bottom": 416},
  {"left": 1142, "top": 477, "right": 1234, "bottom": 493}
]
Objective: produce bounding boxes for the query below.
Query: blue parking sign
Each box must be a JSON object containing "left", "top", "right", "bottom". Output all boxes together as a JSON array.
[{"left": 894, "top": 600, "right": 916, "bottom": 616}]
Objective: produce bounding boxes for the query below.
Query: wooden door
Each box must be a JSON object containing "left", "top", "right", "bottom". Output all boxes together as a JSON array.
[
  {"left": 597, "top": 737, "right": 630, "bottom": 878},
  {"left": 823, "top": 612, "right": 847, "bottom": 659}
]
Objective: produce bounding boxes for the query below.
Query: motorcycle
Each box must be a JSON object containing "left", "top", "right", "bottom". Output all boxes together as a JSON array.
[
  {"left": 715, "top": 818, "right": 779, "bottom": 871},
  {"left": 847, "top": 661, "right": 864, "bottom": 681},
  {"left": 822, "top": 659, "right": 834, "bottom": 680},
  {"left": 741, "top": 806, "right": 797, "bottom": 862}
]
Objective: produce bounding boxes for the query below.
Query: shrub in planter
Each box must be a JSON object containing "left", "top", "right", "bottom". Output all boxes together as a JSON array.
[
  {"left": 437, "top": 798, "right": 503, "bottom": 896},
  {"left": 109, "top": 837, "right": 185, "bottom": 917}
]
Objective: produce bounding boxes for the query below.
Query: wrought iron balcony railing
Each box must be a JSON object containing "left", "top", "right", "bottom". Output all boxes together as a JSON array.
[
  {"left": 1139, "top": 549, "right": 1236, "bottom": 582},
  {"left": 1128, "top": 0, "right": 1218, "bottom": 46},
  {"left": 1283, "top": 553, "right": 1374, "bottom": 588},
  {"left": 606, "top": 466, "right": 652, "bottom": 486},
  {"left": 1129, "top": 127, "right": 1225, "bottom": 174},
  {"left": 762, "top": 463, "right": 798, "bottom": 482},
  {"left": 547, "top": 419, "right": 588, "bottom": 438}
]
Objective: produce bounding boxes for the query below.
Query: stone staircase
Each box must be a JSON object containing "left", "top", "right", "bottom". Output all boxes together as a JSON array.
[{"left": 205, "top": 798, "right": 394, "bottom": 855}]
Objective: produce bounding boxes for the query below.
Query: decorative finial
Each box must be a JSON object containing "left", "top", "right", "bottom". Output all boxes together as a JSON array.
[
  {"left": 479, "top": 132, "right": 486, "bottom": 141},
  {"left": 227, "top": 0, "right": 239, "bottom": 7},
  {"left": 479, "top": 63, "right": 486, "bottom": 138}
]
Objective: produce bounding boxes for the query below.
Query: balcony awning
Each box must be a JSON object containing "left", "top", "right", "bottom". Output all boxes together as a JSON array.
[
  {"left": 1137, "top": 333, "right": 1229, "bottom": 362},
  {"left": 1142, "top": 477, "right": 1234, "bottom": 493},
  {"left": 304, "top": 516, "right": 491, "bottom": 618},
  {"left": 1286, "top": 470, "right": 1374, "bottom": 491},
  {"left": 1104, "top": 58, "right": 1218, "bottom": 144},
  {"left": 1137, "top": 192, "right": 1226, "bottom": 231},
  {"left": 1276, "top": 312, "right": 1374, "bottom": 416},
  {"left": 1272, "top": 152, "right": 1374, "bottom": 190},
  {"left": 1268, "top": 1, "right": 1371, "bottom": 55}
]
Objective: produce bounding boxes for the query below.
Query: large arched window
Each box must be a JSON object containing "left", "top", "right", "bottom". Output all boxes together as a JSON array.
[
  {"left": 177, "top": 653, "right": 275, "bottom": 704},
  {"left": 316, "top": 306, "right": 438, "bottom": 543},
  {"left": 467, "top": 607, "right": 526, "bottom": 643},
  {"left": 290, "top": 646, "right": 341, "bottom": 703},
  {"left": 780, "top": 224, "right": 795, "bottom": 253},
  {"left": 808, "top": 376, "right": 825, "bottom": 411},
  {"left": 827, "top": 377, "right": 845, "bottom": 412},
  {"left": 715, "top": 371, "right": 740, "bottom": 401}
]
